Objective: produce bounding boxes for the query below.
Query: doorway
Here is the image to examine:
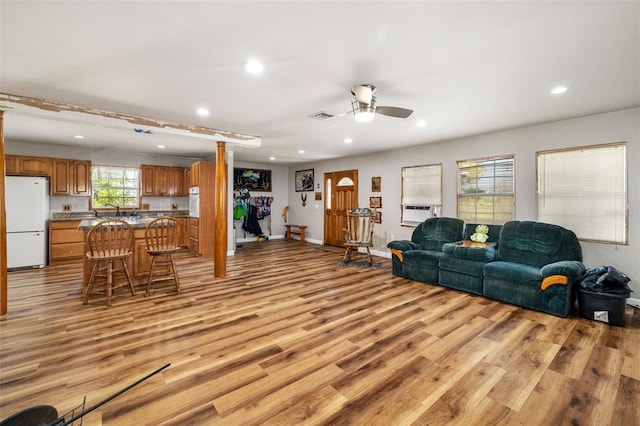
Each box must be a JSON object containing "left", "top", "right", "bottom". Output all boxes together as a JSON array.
[{"left": 324, "top": 169, "right": 358, "bottom": 246}]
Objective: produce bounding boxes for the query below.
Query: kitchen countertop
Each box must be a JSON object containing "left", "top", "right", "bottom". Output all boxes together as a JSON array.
[
  {"left": 77, "top": 217, "right": 157, "bottom": 230},
  {"left": 51, "top": 210, "right": 189, "bottom": 221}
]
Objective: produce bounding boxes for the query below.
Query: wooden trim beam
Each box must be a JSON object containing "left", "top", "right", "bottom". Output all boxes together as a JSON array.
[
  {"left": 1, "top": 110, "right": 7, "bottom": 318},
  {"left": 0, "top": 93, "right": 261, "bottom": 147},
  {"left": 214, "top": 142, "right": 227, "bottom": 278}
]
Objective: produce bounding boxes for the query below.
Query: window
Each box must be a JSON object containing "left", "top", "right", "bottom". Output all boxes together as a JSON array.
[
  {"left": 457, "top": 155, "right": 514, "bottom": 224},
  {"left": 401, "top": 164, "right": 442, "bottom": 225},
  {"left": 537, "top": 142, "right": 627, "bottom": 244},
  {"left": 91, "top": 165, "right": 140, "bottom": 208}
]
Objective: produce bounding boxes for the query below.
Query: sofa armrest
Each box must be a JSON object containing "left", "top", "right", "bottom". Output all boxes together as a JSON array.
[
  {"left": 540, "top": 261, "right": 586, "bottom": 290},
  {"left": 387, "top": 240, "right": 421, "bottom": 252}
]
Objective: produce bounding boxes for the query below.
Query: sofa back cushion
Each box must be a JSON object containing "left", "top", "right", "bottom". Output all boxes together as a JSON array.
[
  {"left": 497, "top": 221, "right": 583, "bottom": 268},
  {"left": 463, "top": 223, "right": 503, "bottom": 242},
  {"left": 411, "top": 217, "right": 464, "bottom": 251}
]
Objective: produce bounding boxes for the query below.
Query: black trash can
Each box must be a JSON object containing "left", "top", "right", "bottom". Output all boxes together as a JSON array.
[
  {"left": 577, "top": 288, "right": 628, "bottom": 326},
  {"left": 577, "top": 266, "right": 631, "bottom": 327}
]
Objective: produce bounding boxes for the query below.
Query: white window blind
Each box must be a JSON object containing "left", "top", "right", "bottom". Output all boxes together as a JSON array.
[
  {"left": 401, "top": 164, "right": 442, "bottom": 224},
  {"left": 537, "top": 143, "right": 627, "bottom": 244},
  {"left": 457, "top": 155, "right": 514, "bottom": 224}
]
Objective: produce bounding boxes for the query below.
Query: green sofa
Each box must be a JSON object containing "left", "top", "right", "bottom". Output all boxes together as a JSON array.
[{"left": 388, "top": 219, "right": 585, "bottom": 317}]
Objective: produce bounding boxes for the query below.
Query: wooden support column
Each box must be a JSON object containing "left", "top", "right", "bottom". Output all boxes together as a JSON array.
[
  {"left": 214, "top": 141, "right": 227, "bottom": 278},
  {"left": 1, "top": 110, "right": 7, "bottom": 318}
]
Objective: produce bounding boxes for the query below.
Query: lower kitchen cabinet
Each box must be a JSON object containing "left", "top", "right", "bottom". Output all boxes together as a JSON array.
[{"left": 49, "top": 220, "right": 84, "bottom": 263}]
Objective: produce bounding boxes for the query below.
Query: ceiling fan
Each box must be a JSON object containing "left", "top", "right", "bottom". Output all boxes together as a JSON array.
[{"left": 350, "top": 84, "right": 413, "bottom": 122}]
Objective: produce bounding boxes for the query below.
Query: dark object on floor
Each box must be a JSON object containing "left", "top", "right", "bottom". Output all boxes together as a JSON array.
[
  {"left": 0, "top": 364, "right": 170, "bottom": 426},
  {"left": 578, "top": 265, "right": 632, "bottom": 295},
  {"left": 578, "top": 289, "right": 628, "bottom": 326}
]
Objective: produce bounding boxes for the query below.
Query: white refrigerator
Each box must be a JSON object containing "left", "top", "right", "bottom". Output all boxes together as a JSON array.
[{"left": 5, "top": 176, "right": 49, "bottom": 269}]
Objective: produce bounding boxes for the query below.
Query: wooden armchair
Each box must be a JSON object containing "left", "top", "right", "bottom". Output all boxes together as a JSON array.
[{"left": 342, "top": 209, "right": 375, "bottom": 264}]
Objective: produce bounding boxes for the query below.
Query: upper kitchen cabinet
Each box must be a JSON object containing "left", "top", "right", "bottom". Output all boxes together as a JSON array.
[
  {"left": 141, "top": 164, "right": 187, "bottom": 197},
  {"left": 5, "top": 155, "right": 51, "bottom": 176},
  {"left": 51, "top": 158, "right": 91, "bottom": 196},
  {"left": 169, "top": 166, "right": 187, "bottom": 196}
]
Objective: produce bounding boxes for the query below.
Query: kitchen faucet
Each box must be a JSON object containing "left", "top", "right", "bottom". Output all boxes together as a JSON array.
[{"left": 105, "top": 204, "right": 121, "bottom": 217}]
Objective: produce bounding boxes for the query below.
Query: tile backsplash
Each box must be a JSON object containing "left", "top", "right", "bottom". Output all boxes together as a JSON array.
[{"left": 49, "top": 196, "right": 188, "bottom": 213}]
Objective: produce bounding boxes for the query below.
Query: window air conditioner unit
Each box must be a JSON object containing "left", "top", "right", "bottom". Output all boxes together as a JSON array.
[{"left": 402, "top": 205, "right": 434, "bottom": 224}]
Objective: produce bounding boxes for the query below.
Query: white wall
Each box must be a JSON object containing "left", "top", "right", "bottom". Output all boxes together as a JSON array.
[{"left": 287, "top": 108, "right": 640, "bottom": 294}]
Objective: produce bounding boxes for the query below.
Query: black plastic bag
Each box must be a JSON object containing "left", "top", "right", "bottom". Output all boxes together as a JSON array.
[{"left": 579, "top": 266, "right": 632, "bottom": 295}]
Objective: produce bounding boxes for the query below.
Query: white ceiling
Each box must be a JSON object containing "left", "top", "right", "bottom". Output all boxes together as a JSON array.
[{"left": 1, "top": 1, "right": 639, "bottom": 165}]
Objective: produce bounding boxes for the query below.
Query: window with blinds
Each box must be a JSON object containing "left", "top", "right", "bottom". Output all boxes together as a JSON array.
[
  {"left": 401, "top": 164, "right": 442, "bottom": 225},
  {"left": 91, "top": 165, "right": 140, "bottom": 208},
  {"left": 537, "top": 142, "right": 627, "bottom": 244},
  {"left": 457, "top": 155, "right": 514, "bottom": 224}
]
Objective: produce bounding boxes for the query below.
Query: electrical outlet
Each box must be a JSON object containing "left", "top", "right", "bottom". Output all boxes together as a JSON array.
[
  {"left": 62, "top": 204, "right": 72, "bottom": 212},
  {"left": 172, "top": 203, "right": 178, "bottom": 210},
  {"left": 627, "top": 298, "right": 640, "bottom": 309}
]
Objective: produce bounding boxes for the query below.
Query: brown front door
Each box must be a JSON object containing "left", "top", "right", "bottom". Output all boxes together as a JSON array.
[{"left": 324, "top": 169, "right": 358, "bottom": 246}]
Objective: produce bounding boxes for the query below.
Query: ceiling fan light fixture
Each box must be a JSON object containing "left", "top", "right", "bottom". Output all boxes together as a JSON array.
[
  {"left": 354, "top": 110, "right": 375, "bottom": 122},
  {"left": 352, "top": 97, "right": 376, "bottom": 122}
]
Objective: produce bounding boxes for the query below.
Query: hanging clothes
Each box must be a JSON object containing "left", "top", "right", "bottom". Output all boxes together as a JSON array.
[{"left": 242, "top": 204, "right": 263, "bottom": 236}]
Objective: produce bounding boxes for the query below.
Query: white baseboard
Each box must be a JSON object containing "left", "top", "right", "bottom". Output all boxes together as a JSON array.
[{"left": 627, "top": 298, "right": 640, "bottom": 309}]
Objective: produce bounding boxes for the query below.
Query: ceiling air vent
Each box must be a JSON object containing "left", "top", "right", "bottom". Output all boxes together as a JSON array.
[{"left": 310, "top": 111, "right": 335, "bottom": 121}]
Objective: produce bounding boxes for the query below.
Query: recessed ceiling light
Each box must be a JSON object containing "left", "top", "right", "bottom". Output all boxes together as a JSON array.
[
  {"left": 157, "top": 145, "right": 166, "bottom": 149},
  {"left": 416, "top": 120, "right": 427, "bottom": 128},
  {"left": 269, "top": 156, "right": 276, "bottom": 161},
  {"left": 550, "top": 86, "right": 568, "bottom": 95},
  {"left": 245, "top": 59, "right": 264, "bottom": 74},
  {"left": 298, "top": 149, "right": 305, "bottom": 154},
  {"left": 344, "top": 138, "right": 353, "bottom": 144},
  {"left": 196, "top": 108, "right": 209, "bottom": 116},
  {"left": 74, "top": 135, "right": 85, "bottom": 139}
]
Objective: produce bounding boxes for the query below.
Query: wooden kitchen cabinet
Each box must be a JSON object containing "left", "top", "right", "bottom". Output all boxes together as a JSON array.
[
  {"left": 188, "top": 161, "right": 215, "bottom": 258},
  {"left": 49, "top": 220, "right": 84, "bottom": 263},
  {"left": 189, "top": 217, "right": 200, "bottom": 254},
  {"left": 141, "top": 164, "right": 186, "bottom": 196},
  {"left": 5, "top": 155, "right": 51, "bottom": 176},
  {"left": 189, "top": 161, "right": 200, "bottom": 187},
  {"left": 169, "top": 166, "right": 187, "bottom": 196},
  {"left": 51, "top": 158, "right": 91, "bottom": 196},
  {"left": 141, "top": 165, "right": 156, "bottom": 196},
  {"left": 5, "top": 155, "right": 17, "bottom": 174}
]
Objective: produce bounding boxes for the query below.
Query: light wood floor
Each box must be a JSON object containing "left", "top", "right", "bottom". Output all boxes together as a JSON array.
[{"left": 1, "top": 240, "right": 639, "bottom": 425}]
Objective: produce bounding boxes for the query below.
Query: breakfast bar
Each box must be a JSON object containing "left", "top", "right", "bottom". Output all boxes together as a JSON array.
[{"left": 78, "top": 216, "right": 188, "bottom": 287}]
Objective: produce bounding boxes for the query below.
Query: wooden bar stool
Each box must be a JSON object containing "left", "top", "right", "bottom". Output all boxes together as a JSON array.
[
  {"left": 144, "top": 217, "right": 182, "bottom": 297},
  {"left": 83, "top": 219, "right": 135, "bottom": 306}
]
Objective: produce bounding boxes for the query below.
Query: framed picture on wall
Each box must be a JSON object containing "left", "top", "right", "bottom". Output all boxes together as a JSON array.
[
  {"left": 295, "top": 169, "right": 314, "bottom": 192},
  {"left": 373, "top": 211, "right": 382, "bottom": 224},
  {"left": 233, "top": 168, "right": 272, "bottom": 192},
  {"left": 370, "top": 196, "right": 382, "bottom": 209},
  {"left": 371, "top": 176, "right": 381, "bottom": 192}
]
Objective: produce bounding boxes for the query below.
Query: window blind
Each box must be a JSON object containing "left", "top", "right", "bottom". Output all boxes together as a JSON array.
[{"left": 537, "top": 143, "right": 627, "bottom": 244}]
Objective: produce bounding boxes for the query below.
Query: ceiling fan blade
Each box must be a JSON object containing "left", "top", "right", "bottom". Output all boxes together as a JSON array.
[
  {"left": 376, "top": 106, "right": 413, "bottom": 119},
  {"left": 353, "top": 85, "right": 374, "bottom": 104}
]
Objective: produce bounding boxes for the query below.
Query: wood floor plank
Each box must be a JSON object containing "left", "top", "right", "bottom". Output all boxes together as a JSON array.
[{"left": 1, "top": 239, "right": 638, "bottom": 425}]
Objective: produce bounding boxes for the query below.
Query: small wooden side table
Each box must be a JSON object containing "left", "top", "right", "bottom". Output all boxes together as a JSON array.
[{"left": 285, "top": 224, "right": 307, "bottom": 243}]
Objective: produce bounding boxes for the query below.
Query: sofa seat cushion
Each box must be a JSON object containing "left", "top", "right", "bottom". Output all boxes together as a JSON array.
[
  {"left": 438, "top": 256, "right": 487, "bottom": 295},
  {"left": 483, "top": 261, "right": 542, "bottom": 288},
  {"left": 439, "top": 256, "right": 486, "bottom": 277},
  {"left": 482, "top": 261, "right": 574, "bottom": 317}
]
